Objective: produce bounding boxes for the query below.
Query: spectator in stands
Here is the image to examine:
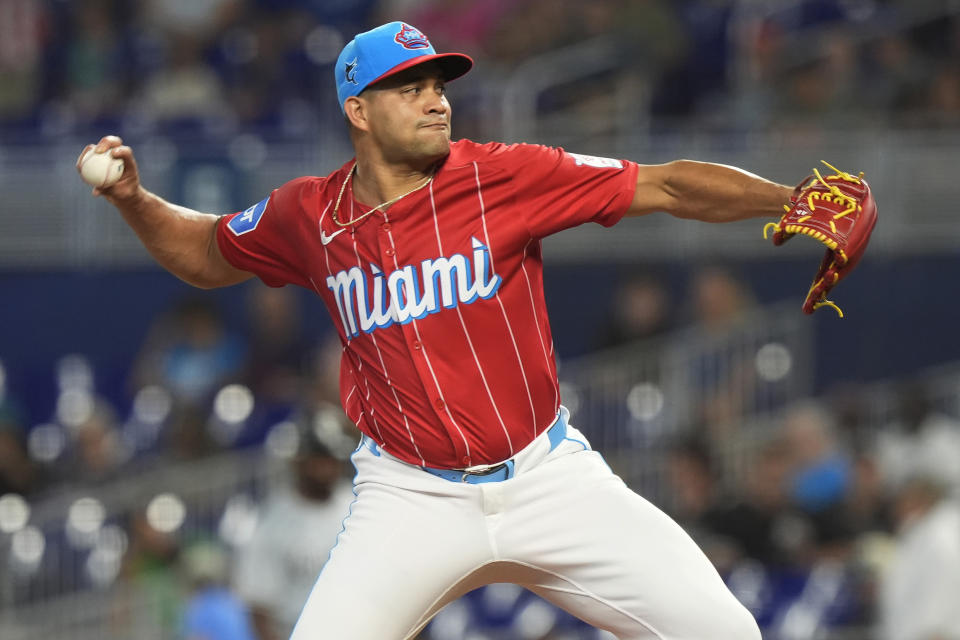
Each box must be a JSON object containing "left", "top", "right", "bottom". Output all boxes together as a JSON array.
[
  {"left": 293, "top": 334, "right": 361, "bottom": 446},
  {"left": 668, "top": 436, "right": 802, "bottom": 570},
  {"left": 926, "top": 63, "right": 960, "bottom": 126},
  {"left": 118, "top": 508, "right": 184, "bottom": 638},
  {"left": 731, "top": 438, "right": 804, "bottom": 567},
  {"left": 242, "top": 283, "right": 312, "bottom": 406},
  {"left": 0, "top": 403, "right": 36, "bottom": 496},
  {"left": 62, "top": 0, "right": 123, "bottom": 122},
  {"left": 133, "top": 297, "right": 246, "bottom": 404},
  {"left": 664, "top": 439, "right": 739, "bottom": 571},
  {"left": 687, "top": 265, "right": 756, "bottom": 335},
  {"left": 0, "top": 0, "right": 48, "bottom": 120},
  {"left": 863, "top": 33, "right": 932, "bottom": 120},
  {"left": 782, "top": 401, "right": 851, "bottom": 511},
  {"left": 874, "top": 381, "right": 960, "bottom": 499},
  {"left": 139, "top": 0, "right": 241, "bottom": 43},
  {"left": 483, "top": 0, "right": 573, "bottom": 65},
  {"left": 779, "top": 401, "right": 856, "bottom": 559},
  {"left": 773, "top": 29, "right": 861, "bottom": 136},
  {"left": 381, "top": 0, "right": 513, "bottom": 59},
  {"left": 132, "top": 296, "right": 246, "bottom": 458},
  {"left": 666, "top": 439, "right": 716, "bottom": 520},
  {"left": 684, "top": 265, "right": 759, "bottom": 434},
  {"left": 879, "top": 477, "right": 960, "bottom": 640},
  {"left": 181, "top": 540, "right": 257, "bottom": 640},
  {"left": 63, "top": 398, "right": 127, "bottom": 486},
  {"left": 647, "top": 0, "right": 726, "bottom": 122},
  {"left": 594, "top": 271, "right": 672, "bottom": 350},
  {"left": 232, "top": 418, "right": 354, "bottom": 640},
  {"left": 136, "top": 32, "right": 231, "bottom": 123},
  {"left": 844, "top": 451, "right": 889, "bottom": 537},
  {"left": 717, "top": 16, "right": 781, "bottom": 132},
  {"left": 828, "top": 386, "right": 891, "bottom": 534},
  {"left": 214, "top": 6, "right": 309, "bottom": 127}
]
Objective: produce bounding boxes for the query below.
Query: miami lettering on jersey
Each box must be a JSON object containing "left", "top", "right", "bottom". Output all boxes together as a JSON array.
[{"left": 326, "top": 237, "right": 501, "bottom": 338}]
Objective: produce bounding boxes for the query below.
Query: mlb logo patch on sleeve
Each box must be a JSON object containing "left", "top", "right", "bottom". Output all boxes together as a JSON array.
[
  {"left": 228, "top": 196, "right": 269, "bottom": 236},
  {"left": 566, "top": 152, "right": 623, "bottom": 169}
]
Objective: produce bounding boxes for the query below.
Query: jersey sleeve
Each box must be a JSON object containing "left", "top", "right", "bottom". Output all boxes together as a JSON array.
[
  {"left": 496, "top": 144, "right": 639, "bottom": 239},
  {"left": 216, "top": 177, "right": 315, "bottom": 288}
]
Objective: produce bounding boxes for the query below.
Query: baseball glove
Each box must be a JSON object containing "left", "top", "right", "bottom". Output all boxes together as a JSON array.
[{"left": 764, "top": 161, "right": 877, "bottom": 317}]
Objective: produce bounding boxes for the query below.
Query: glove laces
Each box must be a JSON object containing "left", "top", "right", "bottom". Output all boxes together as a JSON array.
[
  {"left": 808, "top": 160, "right": 864, "bottom": 226},
  {"left": 764, "top": 161, "right": 869, "bottom": 319}
]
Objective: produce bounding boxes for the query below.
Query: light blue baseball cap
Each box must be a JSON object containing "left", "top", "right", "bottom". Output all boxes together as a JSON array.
[{"left": 335, "top": 22, "right": 473, "bottom": 112}]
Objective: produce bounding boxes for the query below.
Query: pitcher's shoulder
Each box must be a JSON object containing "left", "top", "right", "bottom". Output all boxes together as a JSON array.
[
  {"left": 447, "top": 139, "right": 551, "bottom": 168},
  {"left": 279, "top": 163, "right": 353, "bottom": 200}
]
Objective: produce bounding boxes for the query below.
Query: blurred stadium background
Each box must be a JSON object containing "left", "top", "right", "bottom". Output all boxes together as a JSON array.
[{"left": 2, "top": 1, "right": 960, "bottom": 639}]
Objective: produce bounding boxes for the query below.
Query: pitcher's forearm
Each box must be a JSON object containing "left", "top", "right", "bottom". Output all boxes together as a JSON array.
[
  {"left": 110, "top": 187, "right": 243, "bottom": 288},
  {"left": 664, "top": 161, "right": 793, "bottom": 222},
  {"left": 630, "top": 160, "right": 793, "bottom": 222}
]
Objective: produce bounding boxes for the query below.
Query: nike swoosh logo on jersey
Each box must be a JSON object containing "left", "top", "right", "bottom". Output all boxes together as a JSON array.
[{"left": 321, "top": 228, "right": 346, "bottom": 245}]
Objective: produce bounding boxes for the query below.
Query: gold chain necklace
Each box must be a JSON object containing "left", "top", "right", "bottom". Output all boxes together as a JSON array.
[{"left": 331, "top": 163, "right": 434, "bottom": 228}]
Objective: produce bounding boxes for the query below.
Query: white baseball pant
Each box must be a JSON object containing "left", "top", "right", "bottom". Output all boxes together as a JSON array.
[{"left": 290, "top": 408, "right": 760, "bottom": 640}]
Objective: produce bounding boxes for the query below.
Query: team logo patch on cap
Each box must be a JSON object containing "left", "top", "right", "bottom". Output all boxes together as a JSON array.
[
  {"left": 228, "top": 196, "right": 269, "bottom": 236},
  {"left": 344, "top": 57, "right": 359, "bottom": 84},
  {"left": 394, "top": 24, "right": 430, "bottom": 50}
]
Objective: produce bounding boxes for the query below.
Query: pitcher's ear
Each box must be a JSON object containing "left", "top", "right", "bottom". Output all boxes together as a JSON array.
[{"left": 344, "top": 96, "right": 369, "bottom": 132}]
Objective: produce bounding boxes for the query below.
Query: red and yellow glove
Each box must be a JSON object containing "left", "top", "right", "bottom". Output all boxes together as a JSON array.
[{"left": 764, "top": 161, "right": 878, "bottom": 317}]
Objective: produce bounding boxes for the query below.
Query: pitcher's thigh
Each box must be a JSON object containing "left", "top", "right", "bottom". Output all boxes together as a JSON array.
[
  {"left": 505, "top": 453, "right": 760, "bottom": 640},
  {"left": 290, "top": 483, "right": 490, "bottom": 640}
]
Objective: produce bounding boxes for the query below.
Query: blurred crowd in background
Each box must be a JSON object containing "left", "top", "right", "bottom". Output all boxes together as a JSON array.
[
  {"left": 3, "top": 266, "right": 960, "bottom": 640},
  {"left": 2, "top": 1, "right": 960, "bottom": 640},
  {"left": 1, "top": 0, "right": 959, "bottom": 142},
  {"left": 0, "top": 283, "right": 349, "bottom": 493}
]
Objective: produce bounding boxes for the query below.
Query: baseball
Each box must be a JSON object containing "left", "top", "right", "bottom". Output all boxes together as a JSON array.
[{"left": 80, "top": 149, "right": 124, "bottom": 189}]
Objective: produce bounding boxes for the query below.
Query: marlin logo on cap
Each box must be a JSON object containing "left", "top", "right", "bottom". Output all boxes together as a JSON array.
[
  {"left": 394, "top": 24, "right": 430, "bottom": 50},
  {"left": 344, "top": 57, "right": 359, "bottom": 84}
]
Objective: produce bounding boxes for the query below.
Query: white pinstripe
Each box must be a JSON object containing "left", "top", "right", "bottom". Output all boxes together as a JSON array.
[
  {"left": 309, "top": 267, "right": 382, "bottom": 433},
  {"left": 318, "top": 197, "right": 392, "bottom": 445},
  {"left": 342, "top": 344, "right": 386, "bottom": 443},
  {"left": 520, "top": 239, "right": 560, "bottom": 407},
  {"left": 381, "top": 209, "right": 473, "bottom": 461},
  {"left": 427, "top": 182, "right": 513, "bottom": 455},
  {"left": 471, "top": 162, "right": 539, "bottom": 436},
  {"left": 344, "top": 199, "right": 420, "bottom": 461},
  {"left": 309, "top": 272, "right": 387, "bottom": 445}
]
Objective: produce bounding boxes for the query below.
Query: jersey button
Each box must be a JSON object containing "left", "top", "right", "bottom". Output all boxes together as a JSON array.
[
  {"left": 412, "top": 340, "right": 422, "bottom": 350},
  {"left": 385, "top": 248, "right": 396, "bottom": 257},
  {"left": 381, "top": 223, "right": 391, "bottom": 232},
  {"left": 461, "top": 456, "right": 471, "bottom": 466},
  {"left": 434, "top": 398, "right": 445, "bottom": 411}
]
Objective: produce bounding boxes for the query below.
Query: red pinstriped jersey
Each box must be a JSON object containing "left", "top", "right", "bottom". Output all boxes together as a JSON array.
[{"left": 217, "top": 140, "right": 639, "bottom": 468}]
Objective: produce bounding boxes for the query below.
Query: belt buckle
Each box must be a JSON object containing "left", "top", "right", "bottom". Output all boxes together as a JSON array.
[{"left": 460, "top": 462, "right": 506, "bottom": 482}]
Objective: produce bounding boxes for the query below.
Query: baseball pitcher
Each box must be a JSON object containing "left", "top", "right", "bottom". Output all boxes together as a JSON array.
[{"left": 77, "top": 22, "right": 875, "bottom": 640}]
